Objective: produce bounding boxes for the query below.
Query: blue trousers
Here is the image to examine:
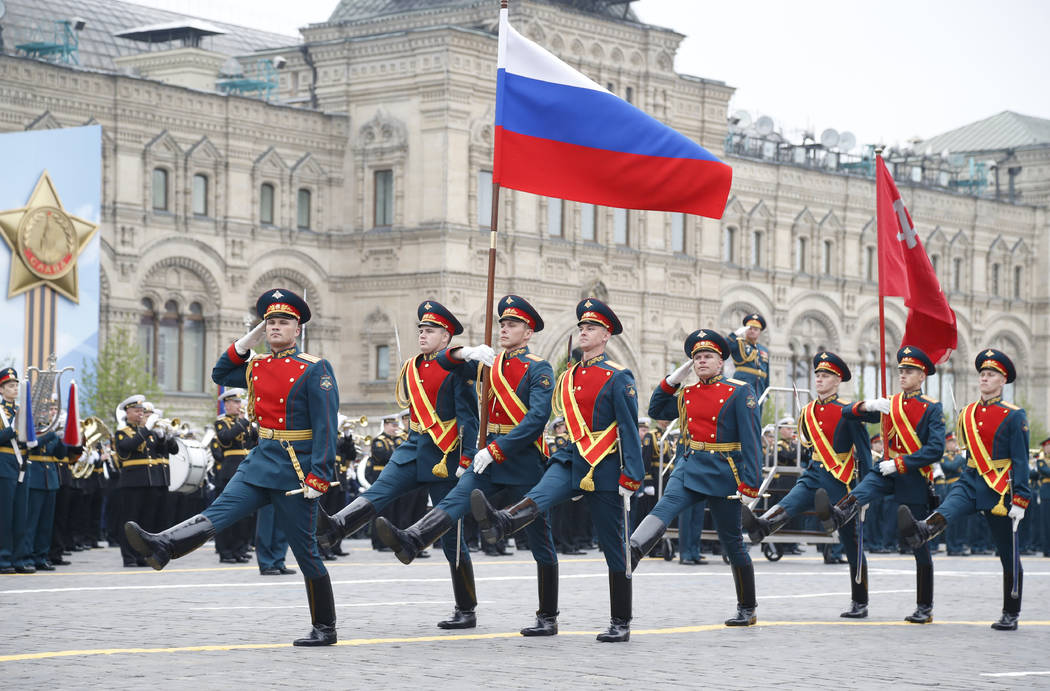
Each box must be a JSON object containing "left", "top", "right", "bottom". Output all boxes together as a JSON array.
[
  {"left": 14, "top": 487, "right": 56, "bottom": 566},
  {"left": 0, "top": 477, "right": 28, "bottom": 568},
  {"left": 526, "top": 462, "right": 628, "bottom": 571},
  {"left": 255, "top": 504, "right": 289, "bottom": 571},
  {"left": 677, "top": 500, "right": 706, "bottom": 560},
  {"left": 778, "top": 470, "right": 865, "bottom": 571},
  {"left": 438, "top": 469, "right": 557, "bottom": 566},
  {"left": 863, "top": 494, "right": 884, "bottom": 549},
  {"left": 361, "top": 460, "right": 468, "bottom": 565},
  {"left": 649, "top": 473, "right": 751, "bottom": 567},
  {"left": 1041, "top": 488, "right": 1050, "bottom": 555},
  {"left": 852, "top": 473, "right": 932, "bottom": 568},
  {"left": 202, "top": 475, "right": 326, "bottom": 580},
  {"left": 939, "top": 480, "right": 1021, "bottom": 573}
]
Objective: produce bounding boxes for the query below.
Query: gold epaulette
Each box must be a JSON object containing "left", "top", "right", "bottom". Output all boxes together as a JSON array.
[
  {"left": 526, "top": 353, "right": 543, "bottom": 362},
  {"left": 924, "top": 395, "right": 939, "bottom": 403},
  {"left": 605, "top": 361, "right": 625, "bottom": 371},
  {"left": 838, "top": 398, "right": 852, "bottom": 405},
  {"left": 1002, "top": 401, "right": 1019, "bottom": 410},
  {"left": 118, "top": 426, "right": 133, "bottom": 435},
  {"left": 726, "top": 377, "right": 745, "bottom": 386},
  {"left": 297, "top": 353, "right": 321, "bottom": 363}
]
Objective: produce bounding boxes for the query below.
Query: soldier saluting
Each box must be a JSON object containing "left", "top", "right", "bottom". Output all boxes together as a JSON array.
[{"left": 126, "top": 289, "right": 340, "bottom": 646}]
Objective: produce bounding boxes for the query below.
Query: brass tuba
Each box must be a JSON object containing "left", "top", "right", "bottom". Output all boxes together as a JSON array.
[{"left": 73, "top": 416, "right": 112, "bottom": 479}]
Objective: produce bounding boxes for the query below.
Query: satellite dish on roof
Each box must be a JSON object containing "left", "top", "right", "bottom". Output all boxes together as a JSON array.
[
  {"left": 839, "top": 131, "right": 856, "bottom": 152},
  {"left": 730, "top": 110, "right": 752, "bottom": 130},
  {"left": 820, "top": 128, "right": 840, "bottom": 149},
  {"left": 755, "top": 116, "right": 774, "bottom": 136},
  {"left": 219, "top": 57, "right": 244, "bottom": 77}
]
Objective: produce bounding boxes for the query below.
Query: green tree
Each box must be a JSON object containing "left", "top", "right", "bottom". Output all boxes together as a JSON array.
[{"left": 80, "top": 327, "right": 161, "bottom": 421}]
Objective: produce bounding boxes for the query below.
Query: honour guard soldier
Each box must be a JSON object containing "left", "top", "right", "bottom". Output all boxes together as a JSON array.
[
  {"left": 471, "top": 298, "right": 644, "bottom": 642},
  {"left": 0, "top": 367, "right": 23, "bottom": 574},
  {"left": 214, "top": 388, "right": 257, "bottom": 563},
  {"left": 742, "top": 351, "right": 872, "bottom": 616},
  {"left": 629, "top": 329, "right": 762, "bottom": 626},
  {"left": 377, "top": 295, "right": 559, "bottom": 635},
  {"left": 126, "top": 289, "right": 340, "bottom": 645},
  {"left": 729, "top": 313, "right": 769, "bottom": 424},
  {"left": 316, "top": 300, "right": 479, "bottom": 628},
  {"left": 13, "top": 400, "right": 67, "bottom": 572},
  {"left": 899, "top": 349, "right": 1031, "bottom": 629},
  {"left": 115, "top": 395, "right": 177, "bottom": 567},
  {"left": 816, "top": 345, "right": 944, "bottom": 623}
]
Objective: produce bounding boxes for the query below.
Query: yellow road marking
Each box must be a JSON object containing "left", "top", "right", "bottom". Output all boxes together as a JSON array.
[{"left": 2, "top": 620, "right": 1047, "bottom": 663}]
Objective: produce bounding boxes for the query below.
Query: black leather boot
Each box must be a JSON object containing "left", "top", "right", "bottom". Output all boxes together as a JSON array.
[
  {"left": 375, "top": 509, "right": 453, "bottom": 565},
  {"left": 438, "top": 561, "right": 477, "bottom": 629},
  {"left": 316, "top": 497, "right": 376, "bottom": 551},
  {"left": 470, "top": 490, "right": 540, "bottom": 545},
  {"left": 904, "top": 563, "right": 934, "bottom": 623},
  {"left": 628, "top": 514, "right": 667, "bottom": 570},
  {"left": 293, "top": 574, "right": 337, "bottom": 646},
  {"left": 898, "top": 506, "right": 947, "bottom": 550},
  {"left": 991, "top": 569, "right": 1022, "bottom": 630},
  {"left": 596, "top": 571, "right": 631, "bottom": 642},
  {"left": 814, "top": 490, "right": 858, "bottom": 533},
  {"left": 841, "top": 560, "right": 869, "bottom": 618},
  {"left": 124, "top": 515, "right": 215, "bottom": 571},
  {"left": 742, "top": 504, "right": 789, "bottom": 545},
  {"left": 725, "top": 564, "right": 757, "bottom": 626},
  {"left": 521, "top": 564, "right": 559, "bottom": 636}
]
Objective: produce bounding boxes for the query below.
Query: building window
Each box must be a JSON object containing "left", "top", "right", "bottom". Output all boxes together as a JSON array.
[
  {"left": 671, "top": 213, "right": 685, "bottom": 253},
  {"left": 139, "top": 298, "right": 156, "bottom": 374},
  {"left": 297, "top": 188, "right": 311, "bottom": 230},
  {"left": 795, "top": 236, "right": 807, "bottom": 272},
  {"left": 751, "top": 230, "right": 762, "bottom": 267},
  {"left": 991, "top": 262, "right": 1000, "bottom": 296},
  {"left": 477, "top": 170, "right": 493, "bottom": 228},
  {"left": 865, "top": 246, "right": 875, "bottom": 282},
  {"left": 156, "top": 300, "right": 180, "bottom": 392},
  {"left": 580, "top": 203, "right": 596, "bottom": 241},
  {"left": 1013, "top": 266, "right": 1023, "bottom": 299},
  {"left": 822, "top": 240, "right": 833, "bottom": 275},
  {"left": 152, "top": 168, "right": 169, "bottom": 211},
  {"left": 625, "top": 86, "right": 633, "bottom": 104},
  {"left": 144, "top": 299, "right": 206, "bottom": 393},
  {"left": 613, "top": 208, "right": 628, "bottom": 245},
  {"left": 375, "top": 344, "right": 390, "bottom": 380},
  {"left": 952, "top": 257, "right": 962, "bottom": 291},
  {"left": 191, "top": 174, "right": 208, "bottom": 216},
  {"left": 930, "top": 253, "right": 939, "bottom": 275},
  {"left": 374, "top": 169, "right": 394, "bottom": 227},
  {"left": 260, "top": 183, "right": 275, "bottom": 225},
  {"left": 723, "top": 226, "right": 736, "bottom": 263},
  {"left": 180, "top": 303, "right": 205, "bottom": 392},
  {"left": 547, "top": 197, "right": 563, "bottom": 237}
]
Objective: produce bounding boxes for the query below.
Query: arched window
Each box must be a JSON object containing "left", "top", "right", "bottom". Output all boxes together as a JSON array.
[
  {"left": 139, "top": 298, "right": 156, "bottom": 373},
  {"left": 952, "top": 257, "right": 963, "bottom": 292},
  {"left": 181, "top": 302, "right": 205, "bottom": 392},
  {"left": 751, "top": 230, "right": 762, "bottom": 267},
  {"left": 547, "top": 198, "right": 563, "bottom": 237},
  {"left": 865, "top": 246, "right": 876, "bottom": 282},
  {"left": 156, "top": 300, "right": 180, "bottom": 391},
  {"left": 795, "top": 236, "right": 808, "bottom": 272},
  {"left": 990, "top": 263, "right": 1000, "bottom": 296},
  {"left": 822, "top": 240, "right": 833, "bottom": 275},
  {"left": 613, "top": 208, "right": 629, "bottom": 245},
  {"left": 580, "top": 203, "right": 596, "bottom": 241},
  {"left": 192, "top": 174, "right": 208, "bottom": 216},
  {"left": 671, "top": 213, "right": 685, "bottom": 253},
  {"left": 152, "top": 168, "right": 169, "bottom": 211},
  {"left": 723, "top": 226, "right": 736, "bottom": 263},
  {"left": 297, "top": 188, "right": 311, "bottom": 230},
  {"left": 143, "top": 299, "right": 207, "bottom": 393},
  {"left": 260, "top": 183, "right": 275, "bottom": 225},
  {"left": 1013, "top": 266, "right": 1023, "bottom": 299}
]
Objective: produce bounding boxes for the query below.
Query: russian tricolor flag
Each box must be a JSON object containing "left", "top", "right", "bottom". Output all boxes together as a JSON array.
[{"left": 494, "top": 8, "right": 732, "bottom": 219}]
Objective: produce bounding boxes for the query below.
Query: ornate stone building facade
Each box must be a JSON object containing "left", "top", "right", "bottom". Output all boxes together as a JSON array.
[{"left": 1, "top": 0, "right": 1046, "bottom": 427}]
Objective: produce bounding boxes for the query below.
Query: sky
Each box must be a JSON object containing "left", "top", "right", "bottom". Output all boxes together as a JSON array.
[{"left": 117, "top": 0, "right": 1050, "bottom": 147}]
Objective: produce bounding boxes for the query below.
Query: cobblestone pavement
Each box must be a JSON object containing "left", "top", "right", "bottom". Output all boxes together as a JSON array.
[{"left": 1, "top": 541, "right": 1048, "bottom": 689}]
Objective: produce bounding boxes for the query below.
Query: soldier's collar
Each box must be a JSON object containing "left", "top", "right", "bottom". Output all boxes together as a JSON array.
[
  {"left": 420, "top": 351, "right": 439, "bottom": 361},
  {"left": 902, "top": 389, "right": 923, "bottom": 399},
  {"left": 582, "top": 352, "right": 607, "bottom": 367},
  {"left": 505, "top": 346, "right": 528, "bottom": 358},
  {"left": 817, "top": 393, "right": 838, "bottom": 404},
  {"left": 980, "top": 395, "right": 1002, "bottom": 406},
  {"left": 273, "top": 345, "right": 299, "bottom": 359},
  {"left": 699, "top": 374, "right": 723, "bottom": 385}
]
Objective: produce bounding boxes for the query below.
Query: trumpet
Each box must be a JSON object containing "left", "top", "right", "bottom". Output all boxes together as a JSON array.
[{"left": 73, "top": 416, "right": 112, "bottom": 479}]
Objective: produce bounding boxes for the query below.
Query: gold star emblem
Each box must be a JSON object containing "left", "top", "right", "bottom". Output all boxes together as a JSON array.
[
  {"left": 424, "top": 302, "right": 432, "bottom": 310},
  {"left": 505, "top": 296, "right": 514, "bottom": 304},
  {"left": 698, "top": 330, "right": 706, "bottom": 338},
  {"left": 985, "top": 349, "right": 995, "bottom": 357},
  {"left": 584, "top": 300, "right": 593, "bottom": 308},
  {"left": 820, "top": 353, "right": 828, "bottom": 359},
  {"left": 903, "top": 347, "right": 912, "bottom": 354},
  {"left": 0, "top": 170, "right": 97, "bottom": 302}
]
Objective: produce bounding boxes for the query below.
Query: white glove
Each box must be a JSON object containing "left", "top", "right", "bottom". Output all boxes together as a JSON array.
[
  {"left": 643, "top": 485, "right": 655, "bottom": 496},
  {"left": 456, "top": 344, "right": 496, "bottom": 367},
  {"left": 931, "top": 463, "right": 945, "bottom": 480},
  {"left": 665, "top": 359, "right": 693, "bottom": 386},
  {"left": 303, "top": 485, "right": 323, "bottom": 500},
  {"left": 618, "top": 484, "right": 634, "bottom": 498},
  {"left": 472, "top": 448, "right": 495, "bottom": 475},
  {"left": 455, "top": 464, "right": 467, "bottom": 478},
  {"left": 878, "top": 460, "right": 897, "bottom": 476},
  {"left": 1009, "top": 504, "right": 1025, "bottom": 527},
  {"left": 734, "top": 325, "right": 748, "bottom": 337},
  {"left": 235, "top": 321, "right": 266, "bottom": 356},
  {"left": 863, "top": 398, "right": 891, "bottom": 414}
]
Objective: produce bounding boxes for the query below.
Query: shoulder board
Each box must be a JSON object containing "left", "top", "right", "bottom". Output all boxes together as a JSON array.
[
  {"left": 604, "top": 361, "right": 626, "bottom": 371},
  {"left": 1002, "top": 401, "right": 1019, "bottom": 410},
  {"left": 118, "top": 426, "right": 132, "bottom": 436},
  {"left": 726, "top": 378, "right": 746, "bottom": 386},
  {"left": 297, "top": 353, "right": 321, "bottom": 363},
  {"left": 923, "top": 396, "right": 939, "bottom": 404},
  {"left": 838, "top": 398, "right": 852, "bottom": 405},
  {"left": 526, "top": 353, "right": 544, "bottom": 362}
]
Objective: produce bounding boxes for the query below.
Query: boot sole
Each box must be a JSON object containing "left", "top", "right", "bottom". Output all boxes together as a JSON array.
[
  {"left": 740, "top": 508, "right": 765, "bottom": 545},
  {"left": 373, "top": 518, "right": 414, "bottom": 565},
  {"left": 292, "top": 636, "right": 337, "bottom": 646},
  {"left": 897, "top": 505, "right": 922, "bottom": 548},
  {"left": 469, "top": 490, "right": 491, "bottom": 532},
  {"left": 123, "top": 523, "right": 166, "bottom": 571},
  {"left": 520, "top": 628, "right": 558, "bottom": 637},
  {"left": 813, "top": 491, "right": 835, "bottom": 533}
]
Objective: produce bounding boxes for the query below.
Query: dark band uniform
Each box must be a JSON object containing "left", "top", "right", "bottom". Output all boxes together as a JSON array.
[
  {"left": 13, "top": 426, "right": 66, "bottom": 571},
  {"left": 834, "top": 346, "right": 944, "bottom": 622},
  {"left": 728, "top": 313, "right": 769, "bottom": 423},
  {"left": 0, "top": 368, "right": 26, "bottom": 573},
  {"left": 213, "top": 390, "right": 258, "bottom": 562},
  {"left": 632, "top": 329, "right": 761, "bottom": 626}
]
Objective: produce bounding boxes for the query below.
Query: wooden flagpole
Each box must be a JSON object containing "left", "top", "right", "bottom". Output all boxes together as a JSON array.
[{"left": 875, "top": 147, "right": 888, "bottom": 400}]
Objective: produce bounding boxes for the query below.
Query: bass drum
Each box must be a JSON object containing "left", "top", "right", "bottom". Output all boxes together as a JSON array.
[{"left": 169, "top": 438, "right": 209, "bottom": 494}]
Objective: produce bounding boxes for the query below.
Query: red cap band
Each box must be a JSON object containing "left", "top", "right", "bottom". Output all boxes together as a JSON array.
[
  {"left": 578, "top": 310, "right": 612, "bottom": 330},
  {"left": 814, "top": 361, "right": 843, "bottom": 378},
  {"left": 264, "top": 302, "right": 301, "bottom": 321},
  {"left": 500, "top": 307, "right": 535, "bottom": 329},
  {"left": 420, "top": 312, "right": 454, "bottom": 334}
]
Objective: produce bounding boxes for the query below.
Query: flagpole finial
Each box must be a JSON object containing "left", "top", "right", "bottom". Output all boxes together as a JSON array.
[{"left": 875, "top": 145, "right": 885, "bottom": 157}]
